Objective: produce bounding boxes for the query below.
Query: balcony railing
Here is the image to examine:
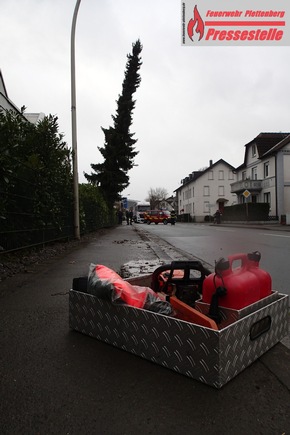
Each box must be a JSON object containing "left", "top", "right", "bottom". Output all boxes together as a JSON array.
[{"left": 231, "top": 179, "right": 262, "bottom": 193}]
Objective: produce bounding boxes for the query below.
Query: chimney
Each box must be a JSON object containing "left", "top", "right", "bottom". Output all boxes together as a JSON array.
[{"left": 209, "top": 160, "right": 213, "bottom": 166}]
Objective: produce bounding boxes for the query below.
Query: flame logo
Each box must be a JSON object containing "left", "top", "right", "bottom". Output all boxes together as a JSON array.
[{"left": 187, "top": 5, "right": 204, "bottom": 41}]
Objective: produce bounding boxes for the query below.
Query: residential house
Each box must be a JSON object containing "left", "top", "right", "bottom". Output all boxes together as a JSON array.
[
  {"left": 231, "top": 132, "right": 290, "bottom": 219},
  {"left": 164, "top": 195, "right": 178, "bottom": 211},
  {"left": 0, "top": 69, "right": 44, "bottom": 123},
  {"left": 0, "top": 69, "right": 24, "bottom": 115},
  {"left": 175, "top": 159, "right": 237, "bottom": 222},
  {"left": 154, "top": 196, "right": 177, "bottom": 211}
]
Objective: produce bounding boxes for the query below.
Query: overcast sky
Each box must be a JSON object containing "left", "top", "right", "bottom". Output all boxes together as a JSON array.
[{"left": 1, "top": 0, "right": 290, "bottom": 202}]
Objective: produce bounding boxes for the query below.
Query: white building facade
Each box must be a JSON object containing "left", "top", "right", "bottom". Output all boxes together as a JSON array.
[
  {"left": 175, "top": 159, "right": 237, "bottom": 222},
  {"left": 231, "top": 133, "right": 290, "bottom": 219}
]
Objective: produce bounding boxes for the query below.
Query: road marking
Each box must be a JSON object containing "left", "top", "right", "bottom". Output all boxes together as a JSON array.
[
  {"left": 214, "top": 228, "right": 235, "bottom": 232},
  {"left": 262, "top": 233, "right": 290, "bottom": 238}
]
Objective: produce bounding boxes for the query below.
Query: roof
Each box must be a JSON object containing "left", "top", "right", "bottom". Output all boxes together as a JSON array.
[
  {"left": 234, "top": 132, "right": 290, "bottom": 170},
  {"left": 25, "top": 112, "right": 45, "bottom": 124},
  {"left": 0, "top": 69, "right": 27, "bottom": 118},
  {"left": 262, "top": 134, "right": 290, "bottom": 158},
  {"left": 175, "top": 159, "right": 235, "bottom": 192},
  {"left": 0, "top": 70, "right": 45, "bottom": 124},
  {"left": 0, "top": 69, "right": 8, "bottom": 97},
  {"left": 245, "top": 132, "right": 290, "bottom": 158}
]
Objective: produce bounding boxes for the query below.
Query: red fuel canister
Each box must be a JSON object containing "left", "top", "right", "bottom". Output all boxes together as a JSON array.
[
  {"left": 247, "top": 251, "right": 272, "bottom": 299},
  {"left": 202, "top": 253, "right": 261, "bottom": 309}
]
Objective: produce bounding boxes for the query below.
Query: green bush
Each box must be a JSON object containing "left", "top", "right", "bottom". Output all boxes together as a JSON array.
[{"left": 79, "top": 184, "right": 116, "bottom": 233}]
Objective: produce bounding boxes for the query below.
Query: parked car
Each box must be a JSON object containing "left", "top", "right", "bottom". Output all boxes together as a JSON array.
[{"left": 144, "top": 210, "right": 171, "bottom": 225}]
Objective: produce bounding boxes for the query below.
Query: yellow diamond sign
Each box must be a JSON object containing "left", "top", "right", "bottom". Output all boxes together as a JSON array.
[{"left": 243, "top": 190, "right": 251, "bottom": 198}]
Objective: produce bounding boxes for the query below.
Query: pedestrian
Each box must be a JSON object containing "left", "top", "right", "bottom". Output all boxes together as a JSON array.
[
  {"left": 129, "top": 209, "right": 133, "bottom": 225},
  {"left": 170, "top": 209, "right": 176, "bottom": 225},
  {"left": 117, "top": 210, "right": 123, "bottom": 225},
  {"left": 214, "top": 210, "right": 222, "bottom": 224},
  {"left": 126, "top": 209, "right": 130, "bottom": 225}
]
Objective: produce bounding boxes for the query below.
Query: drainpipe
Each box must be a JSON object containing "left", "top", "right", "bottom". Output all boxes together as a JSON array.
[{"left": 275, "top": 151, "right": 284, "bottom": 219}]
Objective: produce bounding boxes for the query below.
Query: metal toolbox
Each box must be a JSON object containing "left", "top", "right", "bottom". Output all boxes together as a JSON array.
[
  {"left": 69, "top": 273, "right": 288, "bottom": 389},
  {"left": 195, "top": 291, "right": 281, "bottom": 329}
]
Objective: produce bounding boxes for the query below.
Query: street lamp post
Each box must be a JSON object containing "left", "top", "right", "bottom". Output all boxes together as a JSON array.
[{"left": 71, "top": 0, "right": 81, "bottom": 240}]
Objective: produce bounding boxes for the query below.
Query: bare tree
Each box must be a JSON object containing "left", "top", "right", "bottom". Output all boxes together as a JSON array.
[{"left": 146, "top": 187, "right": 168, "bottom": 209}]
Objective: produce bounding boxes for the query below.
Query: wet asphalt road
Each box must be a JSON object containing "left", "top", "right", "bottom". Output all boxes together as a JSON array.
[
  {"left": 136, "top": 221, "right": 290, "bottom": 302},
  {"left": 0, "top": 225, "right": 289, "bottom": 435}
]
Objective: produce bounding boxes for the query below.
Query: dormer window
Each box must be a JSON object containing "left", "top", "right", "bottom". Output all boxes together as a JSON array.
[{"left": 252, "top": 144, "right": 256, "bottom": 157}]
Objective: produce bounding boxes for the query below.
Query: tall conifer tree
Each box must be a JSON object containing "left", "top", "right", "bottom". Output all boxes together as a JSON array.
[{"left": 85, "top": 40, "right": 142, "bottom": 206}]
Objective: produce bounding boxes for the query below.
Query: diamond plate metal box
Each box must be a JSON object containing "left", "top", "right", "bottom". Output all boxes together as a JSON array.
[
  {"left": 195, "top": 291, "right": 280, "bottom": 329},
  {"left": 69, "top": 289, "right": 288, "bottom": 389}
]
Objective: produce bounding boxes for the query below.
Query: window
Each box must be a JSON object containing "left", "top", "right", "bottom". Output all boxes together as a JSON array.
[
  {"left": 242, "top": 171, "right": 246, "bottom": 180},
  {"left": 192, "top": 187, "right": 194, "bottom": 197},
  {"left": 208, "top": 171, "right": 214, "bottom": 180},
  {"left": 228, "top": 171, "right": 234, "bottom": 180},
  {"left": 185, "top": 203, "right": 192, "bottom": 214},
  {"left": 185, "top": 188, "right": 191, "bottom": 200},
  {"left": 252, "top": 144, "right": 256, "bottom": 157},
  {"left": 203, "top": 186, "right": 210, "bottom": 196},
  {"left": 218, "top": 186, "right": 225, "bottom": 196},
  {"left": 264, "top": 162, "right": 269, "bottom": 178},
  {"left": 218, "top": 170, "right": 224, "bottom": 180},
  {"left": 264, "top": 192, "right": 271, "bottom": 205},
  {"left": 251, "top": 166, "right": 257, "bottom": 180},
  {"left": 203, "top": 201, "right": 210, "bottom": 213}
]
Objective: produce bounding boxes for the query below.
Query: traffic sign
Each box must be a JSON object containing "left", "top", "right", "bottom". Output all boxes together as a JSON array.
[
  {"left": 122, "top": 197, "right": 128, "bottom": 209},
  {"left": 243, "top": 190, "right": 251, "bottom": 199}
]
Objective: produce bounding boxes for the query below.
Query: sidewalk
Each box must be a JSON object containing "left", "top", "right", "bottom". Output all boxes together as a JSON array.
[
  {"left": 211, "top": 221, "right": 290, "bottom": 231},
  {"left": 0, "top": 224, "right": 289, "bottom": 435}
]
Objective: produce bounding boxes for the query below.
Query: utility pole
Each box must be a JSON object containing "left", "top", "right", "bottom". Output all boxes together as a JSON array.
[{"left": 71, "top": 0, "right": 81, "bottom": 239}]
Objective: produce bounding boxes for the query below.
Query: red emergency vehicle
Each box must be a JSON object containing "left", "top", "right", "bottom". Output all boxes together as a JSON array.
[{"left": 144, "top": 210, "right": 171, "bottom": 225}]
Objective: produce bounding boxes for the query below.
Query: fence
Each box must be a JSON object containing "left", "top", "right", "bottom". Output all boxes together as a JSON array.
[
  {"left": 0, "top": 187, "right": 117, "bottom": 255},
  {"left": 0, "top": 225, "right": 74, "bottom": 253},
  {"left": 0, "top": 186, "right": 75, "bottom": 252},
  {"left": 0, "top": 155, "right": 76, "bottom": 253}
]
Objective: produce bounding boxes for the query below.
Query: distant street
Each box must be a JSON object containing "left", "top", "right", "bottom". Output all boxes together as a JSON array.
[{"left": 137, "top": 222, "right": 290, "bottom": 301}]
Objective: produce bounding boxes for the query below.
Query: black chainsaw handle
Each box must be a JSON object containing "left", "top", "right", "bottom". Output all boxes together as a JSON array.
[{"left": 151, "top": 260, "right": 211, "bottom": 292}]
